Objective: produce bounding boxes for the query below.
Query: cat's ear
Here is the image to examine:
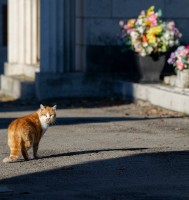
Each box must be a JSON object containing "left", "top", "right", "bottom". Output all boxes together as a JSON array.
[
  {"left": 52, "top": 105, "right": 57, "bottom": 111},
  {"left": 40, "top": 104, "right": 45, "bottom": 110}
]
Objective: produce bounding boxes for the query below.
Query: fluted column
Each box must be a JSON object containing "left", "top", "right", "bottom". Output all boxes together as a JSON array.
[
  {"left": 5, "top": 0, "right": 39, "bottom": 78},
  {"left": 40, "top": 0, "right": 75, "bottom": 73}
]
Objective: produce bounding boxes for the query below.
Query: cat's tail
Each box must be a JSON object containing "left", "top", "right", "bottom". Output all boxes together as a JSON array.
[
  {"left": 3, "top": 146, "right": 20, "bottom": 163},
  {"left": 3, "top": 134, "right": 21, "bottom": 163}
]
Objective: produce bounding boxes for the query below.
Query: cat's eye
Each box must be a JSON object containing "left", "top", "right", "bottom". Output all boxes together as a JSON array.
[{"left": 44, "top": 113, "right": 54, "bottom": 118}]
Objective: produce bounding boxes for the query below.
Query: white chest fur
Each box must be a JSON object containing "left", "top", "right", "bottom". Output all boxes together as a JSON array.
[{"left": 39, "top": 115, "right": 49, "bottom": 135}]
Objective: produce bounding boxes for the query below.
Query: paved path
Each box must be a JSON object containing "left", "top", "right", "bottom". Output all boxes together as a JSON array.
[{"left": 0, "top": 101, "right": 189, "bottom": 200}]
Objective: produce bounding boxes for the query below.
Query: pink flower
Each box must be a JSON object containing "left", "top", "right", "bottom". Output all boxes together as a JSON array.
[
  {"left": 148, "top": 13, "right": 158, "bottom": 26},
  {"left": 186, "top": 45, "right": 189, "bottom": 50},
  {"left": 119, "top": 20, "right": 125, "bottom": 28},
  {"left": 124, "top": 24, "right": 128, "bottom": 30},
  {"left": 167, "top": 52, "right": 176, "bottom": 64},
  {"left": 140, "top": 10, "right": 145, "bottom": 16},
  {"left": 176, "top": 60, "right": 185, "bottom": 70},
  {"left": 180, "top": 49, "right": 188, "bottom": 56},
  {"left": 167, "top": 21, "right": 175, "bottom": 29},
  {"left": 119, "top": 6, "right": 182, "bottom": 56},
  {"left": 123, "top": 24, "right": 131, "bottom": 34}
]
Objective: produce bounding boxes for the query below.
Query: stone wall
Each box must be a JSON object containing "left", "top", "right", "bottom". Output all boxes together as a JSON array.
[
  {"left": 76, "top": 0, "right": 189, "bottom": 75},
  {"left": 1, "top": 0, "right": 189, "bottom": 76}
]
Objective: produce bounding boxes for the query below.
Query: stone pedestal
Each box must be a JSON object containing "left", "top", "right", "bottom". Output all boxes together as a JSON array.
[{"left": 176, "top": 69, "right": 189, "bottom": 88}]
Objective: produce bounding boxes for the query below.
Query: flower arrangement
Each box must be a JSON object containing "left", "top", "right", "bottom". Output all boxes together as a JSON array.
[
  {"left": 119, "top": 6, "right": 182, "bottom": 57},
  {"left": 168, "top": 45, "right": 189, "bottom": 71}
]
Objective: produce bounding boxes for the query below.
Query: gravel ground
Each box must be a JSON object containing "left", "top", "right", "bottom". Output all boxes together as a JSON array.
[{"left": 0, "top": 97, "right": 189, "bottom": 200}]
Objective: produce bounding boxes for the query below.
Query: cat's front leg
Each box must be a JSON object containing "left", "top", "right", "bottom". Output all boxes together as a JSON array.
[{"left": 33, "top": 143, "right": 39, "bottom": 159}]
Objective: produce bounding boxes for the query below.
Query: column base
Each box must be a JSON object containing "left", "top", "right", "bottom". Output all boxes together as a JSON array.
[
  {"left": 4, "top": 63, "right": 39, "bottom": 78},
  {"left": 0, "top": 74, "right": 35, "bottom": 99},
  {"left": 35, "top": 72, "right": 115, "bottom": 100}
]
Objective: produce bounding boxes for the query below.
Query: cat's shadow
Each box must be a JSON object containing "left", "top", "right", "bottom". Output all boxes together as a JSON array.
[
  {"left": 8, "top": 148, "right": 148, "bottom": 162},
  {"left": 37, "top": 148, "right": 149, "bottom": 160}
]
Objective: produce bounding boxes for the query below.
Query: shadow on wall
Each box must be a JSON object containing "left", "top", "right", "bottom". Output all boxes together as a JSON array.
[
  {"left": 86, "top": 45, "right": 136, "bottom": 77},
  {"left": 1, "top": 150, "right": 189, "bottom": 199},
  {"left": 86, "top": 46, "right": 175, "bottom": 81}
]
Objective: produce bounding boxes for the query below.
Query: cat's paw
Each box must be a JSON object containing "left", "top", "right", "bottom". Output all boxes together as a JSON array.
[
  {"left": 3, "top": 157, "right": 11, "bottom": 163},
  {"left": 34, "top": 156, "right": 39, "bottom": 160}
]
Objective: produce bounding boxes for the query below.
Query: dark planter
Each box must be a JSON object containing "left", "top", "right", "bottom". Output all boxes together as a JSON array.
[{"left": 134, "top": 53, "right": 166, "bottom": 83}]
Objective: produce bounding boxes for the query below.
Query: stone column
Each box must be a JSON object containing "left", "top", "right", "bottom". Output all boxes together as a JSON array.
[
  {"left": 36, "top": 0, "right": 78, "bottom": 100},
  {"left": 5, "top": 0, "right": 39, "bottom": 78},
  {"left": 40, "top": 0, "right": 75, "bottom": 73}
]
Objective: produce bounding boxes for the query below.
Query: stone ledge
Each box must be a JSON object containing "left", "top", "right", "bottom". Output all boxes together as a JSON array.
[{"left": 114, "top": 80, "right": 189, "bottom": 114}]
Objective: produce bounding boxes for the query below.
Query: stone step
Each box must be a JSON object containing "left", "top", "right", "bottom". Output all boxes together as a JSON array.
[
  {"left": 0, "top": 75, "right": 35, "bottom": 99},
  {"left": 0, "top": 90, "right": 16, "bottom": 102},
  {"left": 114, "top": 80, "right": 189, "bottom": 114}
]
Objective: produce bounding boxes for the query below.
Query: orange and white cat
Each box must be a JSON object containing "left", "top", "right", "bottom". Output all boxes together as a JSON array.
[{"left": 3, "top": 104, "right": 57, "bottom": 163}]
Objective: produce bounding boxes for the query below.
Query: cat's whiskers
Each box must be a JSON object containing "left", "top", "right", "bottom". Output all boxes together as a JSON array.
[{"left": 50, "top": 120, "right": 58, "bottom": 126}]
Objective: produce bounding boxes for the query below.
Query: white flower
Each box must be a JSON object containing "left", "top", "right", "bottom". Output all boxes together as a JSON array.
[
  {"left": 140, "top": 51, "right": 146, "bottom": 56},
  {"left": 164, "top": 32, "right": 170, "bottom": 40},
  {"left": 119, "top": 6, "right": 182, "bottom": 56},
  {"left": 168, "top": 31, "right": 174, "bottom": 37},
  {"left": 175, "top": 39, "right": 179, "bottom": 46},
  {"left": 142, "top": 42, "right": 148, "bottom": 47},
  {"left": 179, "top": 33, "right": 182, "bottom": 37},
  {"left": 137, "top": 19, "right": 143, "bottom": 25},
  {"left": 140, "top": 49, "right": 147, "bottom": 56},
  {"left": 130, "top": 31, "right": 138, "bottom": 39},
  {"left": 138, "top": 27, "right": 144, "bottom": 34},
  {"left": 169, "top": 40, "right": 174, "bottom": 47},
  {"left": 147, "top": 46, "right": 153, "bottom": 54}
]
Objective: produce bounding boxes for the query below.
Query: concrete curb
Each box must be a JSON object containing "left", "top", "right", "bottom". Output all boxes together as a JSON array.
[{"left": 114, "top": 80, "right": 189, "bottom": 114}]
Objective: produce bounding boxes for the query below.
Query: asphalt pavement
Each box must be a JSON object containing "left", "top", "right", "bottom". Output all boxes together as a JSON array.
[{"left": 0, "top": 99, "right": 189, "bottom": 200}]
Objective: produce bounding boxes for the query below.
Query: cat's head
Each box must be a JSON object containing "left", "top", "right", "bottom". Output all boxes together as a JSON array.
[{"left": 38, "top": 104, "right": 57, "bottom": 124}]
